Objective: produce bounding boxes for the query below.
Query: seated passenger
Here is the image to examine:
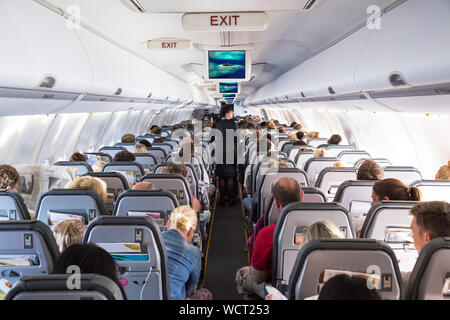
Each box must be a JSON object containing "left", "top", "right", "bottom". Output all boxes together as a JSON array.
[
  {"left": 278, "top": 126, "right": 286, "bottom": 134},
  {"left": 0, "top": 164, "right": 20, "bottom": 191},
  {"left": 327, "top": 134, "right": 342, "bottom": 145},
  {"left": 296, "top": 131, "right": 305, "bottom": 141},
  {"left": 113, "top": 150, "right": 136, "bottom": 162},
  {"left": 236, "top": 177, "right": 303, "bottom": 298},
  {"left": 290, "top": 122, "right": 298, "bottom": 128},
  {"left": 68, "top": 176, "right": 108, "bottom": 204},
  {"left": 357, "top": 159, "right": 384, "bottom": 180},
  {"left": 138, "top": 139, "right": 152, "bottom": 149},
  {"left": 355, "top": 178, "right": 422, "bottom": 237},
  {"left": 314, "top": 149, "right": 328, "bottom": 158},
  {"left": 153, "top": 137, "right": 165, "bottom": 144},
  {"left": 92, "top": 160, "right": 107, "bottom": 173},
  {"left": 132, "top": 182, "right": 156, "bottom": 190},
  {"left": 288, "top": 133, "right": 297, "bottom": 140},
  {"left": 436, "top": 161, "right": 450, "bottom": 180},
  {"left": 151, "top": 126, "right": 162, "bottom": 135},
  {"left": 121, "top": 134, "right": 136, "bottom": 144},
  {"left": 266, "top": 122, "right": 276, "bottom": 131},
  {"left": 318, "top": 274, "right": 382, "bottom": 300},
  {"left": 132, "top": 143, "right": 147, "bottom": 154},
  {"left": 52, "top": 243, "right": 126, "bottom": 298},
  {"left": 332, "top": 161, "right": 344, "bottom": 168},
  {"left": 162, "top": 206, "right": 212, "bottom": 300},
  {"left": 51, "top": 219, "right": 84, "bottom": 252},
  {"left": 69, "top": 152, "right": 86, "bottom": 162},
  {"left": 294, "top": 124, "right": 303, "bottom": 131},
  {"left": 305, "top": 131, "right": 320, "bottom": 144}
]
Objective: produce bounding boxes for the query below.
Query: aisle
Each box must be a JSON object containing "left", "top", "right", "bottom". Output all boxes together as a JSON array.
[{"left": 202, "top": 201, "right": 249, "bottom": 300}]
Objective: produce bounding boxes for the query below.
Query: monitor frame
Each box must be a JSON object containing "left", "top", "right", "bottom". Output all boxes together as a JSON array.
[{"left": 205, "top": 48, "right": 251, "bottom": 82}]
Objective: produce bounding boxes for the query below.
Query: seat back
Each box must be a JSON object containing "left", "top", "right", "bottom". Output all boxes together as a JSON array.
[
  {"left": 308, "top": 138, "right": 328, "bottom": 148},
  {"left": 254, "top": 160, "right": 294, "bottom": 196},
  {"left": 147, "top": 148, "right": 167, "bottom": 163},
  {"left": 407, "top": 238, "right": 450, "bottom": 300},
  {"left": 273, "top": 203, "right": 355, "bottom": 289},
  {"left": 288, "top": 145, "right": 313, "bottom": 162},
  {"left": 287, "top": 239, "right": 402, "bottom": 300},
  {"left": 333, "top": 180, "right": 375, "bottom": 215},
  {"left": 141, "top": 174, "right": 192, "bottom": 207},
  {"left": 257, "top": 168, "right": 308, "bottom": 219},
  {"left": 84, "top": 216, "right": 170, "bottom": 300},
  {"left": 136, "top": 135, "right": 155, "bottom": 144},
  {"left": 55, "top": 161, "right": 93, "bottom": 177},
  {"left": 154, "top": 163, "right": 198, "bottom": 198},
  {"left": 355, "top": 158, "right": 392, "bottom": 169},
  {"left": 152, "top": 143, "right": 172, "bottom": 156},
  {"left": 294, "top": 150, "right": 314, "bottom": 170},
  {"left": 114, "top": 143, "right": 135, "bottom": 152},
  {"left": 384, "top": 166, "right": 422, "bottom": 186},
  {"left": 304, "top": 157, "right": 339, "bottom": 186},
  {"left": 113, "top": 190, "right": 179, "bottom": 229},
  {"left": 0, "top": 221, "right": 59, "bottom": 289},
  {"left": 264, "top": 188, "right": 327, "bottom": 227},
  {"left": 134, "top": 154, "right": 158, "bottom": 172},
  {"left": 337, "top": 151, "right": 371, "bottom": 167},
  {"left": 83, "top": 152, "right": 113, "bottom": 165},
  {"left": 36, "top": 189, "right": 107, "bottom": 226},
  {"left": 315, "top": 168, "right": 357, "bottom": 201},
  {"left": 5, "top": 274, "right": 124, "bottom": 300},
  {"left": 410, "top": 180, "right": 450, "bottom": 201},
  {"left": 0, "top": 190, "right": 31, "bottom": 221},
  {"left": 102, "top": 162, "right": 145, "bottom": 188},
  {"left": 321, "top": 145, "right": 353, "bottom": 157},
  {"left": 99, "top": 147, "right": 126, "bottom": 159}
]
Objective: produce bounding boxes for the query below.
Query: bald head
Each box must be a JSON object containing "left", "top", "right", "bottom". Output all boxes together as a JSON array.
[
  {"left": 132, "top": 182, "right": 156, "bottom": 191},
  {"left": 272, "top": 177, "right": 302, "bottom": 208}
]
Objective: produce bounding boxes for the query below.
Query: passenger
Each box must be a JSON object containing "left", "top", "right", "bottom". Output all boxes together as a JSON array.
[
  {"left": 51, "top": 219, "right": 84, "bottom": 252},
  {"left": 436, "top": 161, "right": 450, "bottom": 180},
  {"left": 296, "top": 131, "right": 305, "bottom": 141},
  {"left": 294, "top": 124, "right": 303, "bottom": 131},
  {"left": 68, "top": 176, "right": 108, "bottom": 204},
  {"left": 121, "top": 134, "right": 136, "bottom": 144},
  {"left": 69, "top": 152, "right": 86, "bottom": 162},
  {"left": 293, "top": 140, "right": 307, "bottom": 146},
  {"left": 138, "top": 139, "right": 152, "bottom": 149},
  {"left": 162, "top": 206, "right": 212, "bottom": 300},
  {"left": 278, "top": 126, "right": 286, "bottom": 134},
  {"left": 113, "top": 150, "right": 136, "bottom": 162},
  {"left": 305, "top": 131, "right": 320, "bottom": 143},
  {"left": 92, "top": 160, "right": 107, "bottom": 173},
  {"left": 290, "top": 122, "right": 298, "bottom": 128},
  {"left": 288, "top": 133, "right": 297, "bottom": 140},
  {"left": 236, "top": 177, "right": 303, "bottom": 298},
  {"left": 161, "top": 163, "right": 205, "bottom": 213},
  {"left": 153, "top": 137, "right": 166, "bottom": 144},
  {"left": 314, "top": 149, "right": 328, "bottom": 158},
  {"left": 327, "top": 134, "right": 342, "bottom": 145},
  {"left": 357, "top": 160, "right": 384, "bottom": 180},
  {"left": 132, "top": 143, "right": 147, "bottom": 154},
  {"left": 151, "top": 126, "right": 162, "bottom": 135},
  {"left": 332, "top": 161, "right": 344, "bottom": 168},
  {"left": 266, "top": 122, "right": 276, "bottom": 130},
  {"left": 52, "top": 243, "right": 126, "bottom": 298},
  {"left": 318, "top": 274, "right": 382, "bottom": 300},
  {"left": 132, "top": 182, "right": 156, "bottom": 190},
  {"left": 0, "top": 164, "right": 20, "bottom": 191}
]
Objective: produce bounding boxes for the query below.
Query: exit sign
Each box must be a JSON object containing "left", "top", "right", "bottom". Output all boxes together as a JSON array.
[
  {"left": 182, "top": 12, "right": 268, "bottom": 31},
  {"left": 147, "top": 38, "right": 192, "bottom": 50}
]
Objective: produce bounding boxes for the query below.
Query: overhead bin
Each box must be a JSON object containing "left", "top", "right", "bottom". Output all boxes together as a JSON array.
[
  {"left": 355, "top": 0, "right": 450, "bottom": 91},
  {"left": 0, "top": 1, "right": 91, "bottom": 93}
]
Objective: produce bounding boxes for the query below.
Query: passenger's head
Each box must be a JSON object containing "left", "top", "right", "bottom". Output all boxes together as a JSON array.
[
  {"left": 51, "top": 219, "right": 84, "bottom": 252},
  {"left": 300, "top": 220, "right": 344, "bottom": 249},
  {"left": 318, "top": 274, "right": 382, "bottom": 300},
  {"left": 357, "top": 160, "right": 384, "bottom": 181},
  {"left": 113, "top": 150, "right": 136, "bottom": 162},
  {"left": 436, "top": 161, "right": 450, "bottom": 180},
  {"left": 69, "top": 152, "right": 86, "bottom": 162},
  {"left": 293, "top": 140, "right": 307, "bottom": 146},
  {"left": 52, "top": 244, "right": 123, "bottom": 296},
  {"left": 278, "top": 127, "right": 286, "bottom": 134},
  {"left": 332, "top": 161, "right": 344, "bottom": 168},
  {"left": 220, "top": 105, "right": 234, "bottom": 119},
  {"left": 68, "top": 176, "right": 107, "bottom": 203},
  {"left": 327, "top": 134, "right": 342, "bottom": 145},
  {"left": 314, "top": 149, "right": 328, "bottom": 158},
  {"left": 92, "top": 161, "right": 107, "bottom": 173},
  {"left": 162, "top": 163, "right": 188, "bottom": 178},
  {"left": 290, "top": 122, "right": 298, "bottom": 128},
  {"left": 288, "top": 133, "right": 297, "bottom": 140},
  {"left": 272, "top": 177, "right": 303, "bottom": 210},
  {"left": 151, "top": 127, "right": 162, "bottom": 135},
  {"left": 138, "top": 140, "right": 152, "bottom": 148},
  {"left": 132, "top": 143, "right": 147, "bottom": 154},
  {"left": 132, "top": 182, "right": 156, "bottom": 191},
  {"left": 121, "top": 134, "right": 136, "bottom": 144},
  {"left": 371, "top": 178, "right": 422, "bottom": 206},
  {"left": 266, "top": 122, "right": 276, "bottom": 130},
  {"left": 294, "top": 124, "right": 303, "bottom": 131},
  {"left": 0, "top": 165, "right": 20, "bottom": 191},
  {"left": 296, "top": 131, "right": 305, "bottom": 140},
  {"left": 306, "top": 131, "right": 320, "bottom": 141},
  {"left": 168, "top": 206, "right": 198, "bottom": 244},
  {"left": 409, "top": 201, "right": 450, "bottom": 253}
]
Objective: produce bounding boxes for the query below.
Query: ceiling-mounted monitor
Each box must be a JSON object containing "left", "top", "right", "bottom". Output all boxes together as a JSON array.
[
  {"left": 223, "top": 94, "right": 236, "bottom": 98},
  {"left": 206, "top": 49, "right": 251, "bottom": 81},
  {"left": 218, "top": 82, "right": 240, "bottom": 94},
  {"left": 225, "top": 98, "right": 235, "bottom": 104}
]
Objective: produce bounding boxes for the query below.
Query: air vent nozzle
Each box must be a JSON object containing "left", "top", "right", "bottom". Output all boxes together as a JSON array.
[
  {"left": 114, "top": 88, "right": 123, "bottom": 96},
  {"left": 328, "top": 86, "right": 336, "bottom": 95},
  {"left": 303, "top": 0, "right": 318, "bottom": 10},
  {"left": 389, "top": 72, "right": 408, "bottom": 87},
  {"left": 38, "top": 76, "right": 56, "bottom": 89}
]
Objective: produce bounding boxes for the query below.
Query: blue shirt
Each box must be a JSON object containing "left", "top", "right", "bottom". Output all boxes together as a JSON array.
[{"left": 162, "top": 229, "right": 202, "bottom": 300}]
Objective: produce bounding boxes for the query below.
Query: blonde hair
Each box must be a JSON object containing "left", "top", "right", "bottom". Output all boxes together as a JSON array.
[
  {"left": 267, "top": 122, "right": 276, "bottom": 130},
  {"left": 92, "top": 161, "right": 107, "bottom": 173},
  {"left": 436, "top": 161, "right": 450, "bottom": 180},
  {"left": 68, "top": 176, "right": 107, "bottom": 203},
  {"left": 300, "top": 220, "right": 343, "bottom": 249},
  {"left": 169, "top": 206, "right": 198, "bottom": 232},
  {"left": 288, "top": 133, "right": 297, "bottom": 139},
  {"left": 333, "top": 161, "right": 344, "bottom": 168},
  {"left": 314, "top": 149, "right": 328, "bottom": 158},
  {"left": 132, "top": 143, "right": 147, "bottom": 154},
  {"left": 307, "top": 132, "right": 320, "bottom": 140},
  {"left": 52, "top": 219, "right": 84, "bottom": 252}
]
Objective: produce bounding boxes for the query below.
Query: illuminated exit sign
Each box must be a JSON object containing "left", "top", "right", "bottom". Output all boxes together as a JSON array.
[
  {"left": 182, "top": 12, "right": 268, "bottom": 31},
  {"left": 147, "top": 38, "right": 192, "bottom": 50}
]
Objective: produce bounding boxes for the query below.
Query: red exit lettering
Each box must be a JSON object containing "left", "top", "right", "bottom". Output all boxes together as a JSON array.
[
  {"left": 210, "top": 15, "right": 240, "bottom": 26},
  {"left": 162, "top": 42, "right": 177, "bottom": 49}
]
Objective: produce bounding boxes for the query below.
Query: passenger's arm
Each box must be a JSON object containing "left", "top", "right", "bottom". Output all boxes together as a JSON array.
[
  {"left": 250, "top": 266, "right": 270, "bottom": 284},
  {"left": 192, "top": 197, "right": 201, "bottom": 213}
]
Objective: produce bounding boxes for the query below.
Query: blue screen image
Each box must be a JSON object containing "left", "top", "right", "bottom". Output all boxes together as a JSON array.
[
  {"left": 223, "top": 94, "right": 236, "bottom": 98},
  {"left": 219, "top": 82, "right": 239, "bottom": 94},
  {"left": 209, "top": 50, "right": 246, "bottom": 79}
]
